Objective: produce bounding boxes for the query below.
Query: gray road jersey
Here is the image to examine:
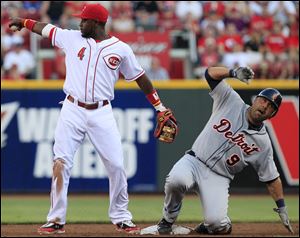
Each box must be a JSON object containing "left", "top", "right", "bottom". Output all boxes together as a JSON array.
[{"left": 192, "top": 80, "right": 279, "bottom": 181}]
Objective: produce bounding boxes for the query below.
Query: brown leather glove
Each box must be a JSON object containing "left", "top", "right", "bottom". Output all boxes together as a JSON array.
[{"left": 154, "top": 109, "right": 178, "bottom": 143}]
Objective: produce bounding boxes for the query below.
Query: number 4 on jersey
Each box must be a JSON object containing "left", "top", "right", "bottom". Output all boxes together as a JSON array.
[{"left": 77, "top": 47, "right": 86, "bottom": 60}]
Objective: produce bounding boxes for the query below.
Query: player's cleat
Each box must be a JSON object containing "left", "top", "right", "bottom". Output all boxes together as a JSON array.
[
  {"left": 194, "top": 222, "right": 232, "bottom": 235},
  {"left": 37, "top": 222, "right": 65, "bottom": 234},
  {"left": 116, "top": 220, "right": 140, "bottom": 234},
  {"left": 157, "top": 218, "right": 173, "bottom": 234},
  {"left": 194, "top": 223, "right": 209, "bottom": 234}
]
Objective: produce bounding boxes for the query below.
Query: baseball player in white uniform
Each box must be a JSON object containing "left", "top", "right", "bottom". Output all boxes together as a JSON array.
[
  {"left": 157, "top": 66, "right": 294, "bottom": 235},
  {"left": 9, "top": 3, "right": 177, "bottom": 235}
]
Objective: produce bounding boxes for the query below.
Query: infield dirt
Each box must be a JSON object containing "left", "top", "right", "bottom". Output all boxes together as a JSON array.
[{"left": 1, "top": 222, "right": 299, "bottom": 237}]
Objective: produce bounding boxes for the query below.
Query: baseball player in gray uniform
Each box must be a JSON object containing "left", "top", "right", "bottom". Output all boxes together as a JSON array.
[{"left": 157, "top": 66, "right": 294, "bottom": 235}]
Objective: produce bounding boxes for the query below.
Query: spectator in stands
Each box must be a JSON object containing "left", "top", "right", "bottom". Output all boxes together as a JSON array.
[
  {"left": 21, "top": 1, "right": 42, "bottom": 19},
  {"left": 157, "top": 2, "right": 182, "bottom": 32},
  {"left": 222, "top": 43, "right": 262, "bottom": 70},
  {"left": 285, "top": 49, "right": 299, "bottom": 79},
  {"left": 40, "top": 1, "right": 66, "bottom": 26},
  {"left": 195, "top": 36, "right": 222, "bottom": 79},
  {"left": 197, "top": 26, "right": 218, "bottom": 54},
  {"left": 267, "top": 1, "right": 297, "bottom": 25},
  {"left": 61, "top": 1, "right": 85, "bottom": 30},
  {"left": 1, "top": 1, "right": 298, "bottom": 80},
  {"left": 1, "top": 28, "right": 23, "bottom": 53},
  {"left": 175, "top": 1, "right": 203, "bottom": 22},
  {"left": 244, "top": 31, "right": 265, "bottom": 52},
  {"left": 111, "top": 1, "right": 133, "bottom": 19},
  {"left": 1, "top": 2, "right": 23, "bottom": 36},
  {"left": 218, "top": 23, "right": 243, "bottom": 53},
  {"left": 286, "top": 23, "right": 299, "bottom": 51},
  {"left": 264, "top": 21, "right": 287, "bottom": 56},
  {"left": 202, "top": 1, "right": 225, "bottom": 19},
  {"left": 2, "top": 64, "right": 25, "bottom": 80},
  {"left": 3, "top": 36, "right": 35, "bottom": 79},
  {"left": 249, "top": 3, "right": 273, "bottom": 37},
  {"left": 176, "top": 1, "right": 203, "bottom": 33},
  {"left": 200, "top": 8, "right": 225, "bottom": 36},
  {"left": 268, "top": 54, "right": 287, "bottom": 79},
  {"left": 255, "top": 52, "right": 290, "bottom": 80},
  {"left": 134, "top": 1, "right": 159, "bottom": 31},
  {"left": 146, "top": 57, "right": 169, "bottom": 81},
  {"left": 110, "top": 2, "right": 135, "bottom": 33},
  {"left": 248, "top": 1, "right": 265, "bottom": 15},
  {"left": 224, "top": 2, "right": 250, "bottom": 33},
  {"left": 111, "top": 13, "right": 135, "bottom": 33}
]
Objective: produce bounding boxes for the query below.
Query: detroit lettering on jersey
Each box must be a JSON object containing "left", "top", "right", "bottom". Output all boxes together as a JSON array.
[{"left": 213, "top": 118, "right": 260, "bottom": 155}]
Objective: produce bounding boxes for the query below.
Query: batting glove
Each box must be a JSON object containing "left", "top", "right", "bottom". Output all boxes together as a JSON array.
[
  {"left": 273, "top": 206, "right": 294, "bottom": 234},
  {"left": 230, "top": 66, "right": 254, "bottom": 84}
]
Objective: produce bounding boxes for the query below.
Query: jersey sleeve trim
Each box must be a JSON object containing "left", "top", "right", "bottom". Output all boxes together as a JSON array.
[
  {"left": 51, "top": 27, "right": 58, "bottom": 47},
  {"left": 259, "top": 173, "right": 280, "bottom": 183},
  {"left": 125, "top": 70, "right": 145, "bottom": 82},
  {"left": 205, "top": 68, "right": 222, "bottom": 91},
  {"left": 41, "top": 24, "right": 56, "bottom": 38},
  {"left": 264, "top": 176, "right": 280, "bottom": 184}
]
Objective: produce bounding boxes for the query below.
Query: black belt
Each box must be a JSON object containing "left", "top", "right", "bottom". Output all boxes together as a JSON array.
[
  {"left": 67, "top": 95, "right": 108, "bottom": 110},
  {"left": 187, "top": 150, "right": 196, "bottom": 157},
  {"left": 187, "top": 150, "right": 207, "bottom": 167}
]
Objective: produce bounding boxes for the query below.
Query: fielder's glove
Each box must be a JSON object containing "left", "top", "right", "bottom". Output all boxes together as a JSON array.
[
  {"left": 230, "top": 66, "right": 254, "bottom": 84},
  {"left": 154, "top": 109, "right": 178, "bottom": 143},
  {"left": 273, "top": 206, "right": 294, "bottom": 234}
]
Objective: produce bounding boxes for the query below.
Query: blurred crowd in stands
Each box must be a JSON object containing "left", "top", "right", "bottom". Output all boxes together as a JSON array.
[{"left": 1, "top": 1, "right": 299, "bottom": 80}]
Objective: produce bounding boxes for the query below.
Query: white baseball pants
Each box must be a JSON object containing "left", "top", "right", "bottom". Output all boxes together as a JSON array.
[{"left": 46, "top": 98, "right": 132, "bottom": 225}]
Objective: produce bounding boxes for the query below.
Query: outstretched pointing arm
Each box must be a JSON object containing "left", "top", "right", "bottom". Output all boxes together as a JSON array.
[{"left": 9, "top": 17, "right": 48, "bottom": 36}]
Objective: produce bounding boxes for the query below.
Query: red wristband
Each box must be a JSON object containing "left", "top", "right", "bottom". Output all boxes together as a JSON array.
[
  {"left": 146, "top": 90, "right": 161, "bottom": 106},
  {"left": 23, "top": 19, "right": 37, "bottom": 31}
]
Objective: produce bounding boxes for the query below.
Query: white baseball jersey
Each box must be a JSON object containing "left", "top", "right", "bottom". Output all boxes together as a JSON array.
[
  {"left": 50, "top": 27, "right": 145, "bottom": 102},
  {"left": 192, "top": 80, "right": 279, "bottom": 181},
  {"left": 43, "top": 26, "right": 144, "bottom": 225}
]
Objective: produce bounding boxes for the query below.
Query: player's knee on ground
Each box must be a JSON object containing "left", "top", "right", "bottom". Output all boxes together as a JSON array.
[{"left": 204, "top": 217, "right": 232, "bottom": 234}]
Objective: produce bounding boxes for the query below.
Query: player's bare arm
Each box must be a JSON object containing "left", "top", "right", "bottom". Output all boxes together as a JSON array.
[
  {"left": 207, "top": 67, "right": 231, "bottom": 80},
  {"left": 136, "top": 74, "right": 178, "bottom": 143},
  {"left": 207, "top": 66, "right": 255, "bottom": 83},
  {"left": 9, "top": 17, "right": 47, "bottom": 35},
  {"left": 205, "top": 66, "right": 255, "bottom": 91},
  {"left": 266, "top": 177, "right": 284, "bottom": 201},
  {"left": 135, "top": 74, "right": 155, "bottom": 95},
  {"left": 266, "top": 177, "right": 294, "bottom": 233}
]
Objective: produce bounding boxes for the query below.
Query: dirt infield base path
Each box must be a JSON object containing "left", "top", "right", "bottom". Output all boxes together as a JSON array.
[{"left": 1, "top": 223, "right": 298, "bottom": 237}]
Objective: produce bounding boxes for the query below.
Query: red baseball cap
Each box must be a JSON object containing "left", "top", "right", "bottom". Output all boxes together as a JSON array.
[{"left": 72, "top": 4, "right": 109, "bottom": 23}]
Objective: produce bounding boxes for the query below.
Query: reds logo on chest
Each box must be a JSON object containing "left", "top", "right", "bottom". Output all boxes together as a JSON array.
[{"left": 103, "top": 54, "right": 122, "bottom": 70}]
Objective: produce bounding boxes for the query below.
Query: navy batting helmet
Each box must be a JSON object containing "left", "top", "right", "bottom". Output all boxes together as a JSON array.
[{"left": 256, "top": 88, "right": 282, "bottom": 115}]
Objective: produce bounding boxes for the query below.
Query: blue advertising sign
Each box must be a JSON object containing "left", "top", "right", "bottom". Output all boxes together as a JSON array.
[{"left": 1, "top": 89, "right": 157, "bottom": 192}]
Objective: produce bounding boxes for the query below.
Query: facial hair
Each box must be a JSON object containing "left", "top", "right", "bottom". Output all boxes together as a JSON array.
[{"left": 247, "top": 107, "right": 264, "bottom": 126}]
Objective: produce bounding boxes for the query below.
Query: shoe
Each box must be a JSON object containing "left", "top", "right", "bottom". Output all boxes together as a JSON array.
[
  {"left": 157, "top": 218, "right": 173, "bottom": 234},
  {"left": 37, "top": 222, "right": 65, "bottom": 234},
  {"left": 194, "top": 222, "right": 232, "bottom": 235},
  {"left": 116, "top": 220, "right": 140, "bottom": 234},
  {"left": 194, "top": 223, "right": 209, "bottom": 234}
]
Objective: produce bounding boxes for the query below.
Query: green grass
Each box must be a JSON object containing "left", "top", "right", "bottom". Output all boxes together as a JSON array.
[{"left": 1, "top": 194, "right": 298, "bottom": 224}]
